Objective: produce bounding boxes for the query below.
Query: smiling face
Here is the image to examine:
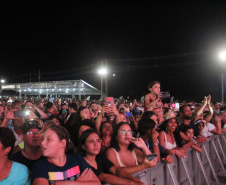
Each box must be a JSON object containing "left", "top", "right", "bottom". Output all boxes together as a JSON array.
[
  {"left": 116, "top": 124, "right": 133, "bottom": 146},
  {"left": 166, "top": 118, "right": 177, "bottom": 132},
  {"left": 41, "top": 128, "right": 65, "bottom": 158},
  {"left": 181, "top": 106, "right": 192, "bottom": 120},
  {"left": 83, "top": 133, "right": 101, "bottom": 155}
]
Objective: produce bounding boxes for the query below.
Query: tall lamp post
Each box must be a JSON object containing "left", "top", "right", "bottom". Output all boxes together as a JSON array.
[
  {"left": 98, "top": 68, "right": 107, "bottom": 100},
  {"left": 0, "top": 78, "right": 5, "bottom": 97},
  {"left": 219, "top": 50, "right": 226, "bottom": 103}
]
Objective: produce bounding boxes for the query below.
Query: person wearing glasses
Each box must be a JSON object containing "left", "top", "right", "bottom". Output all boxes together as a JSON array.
[
  {"left": 11, "top": 119, "right": 44, "bottom": 172},
  {"left": 106, "top": 122, "right": 158, "bottom": 173}
]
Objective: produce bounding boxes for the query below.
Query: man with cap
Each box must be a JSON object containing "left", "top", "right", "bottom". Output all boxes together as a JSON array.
[{"left": 11, "top": 119, "right": 44, "bottom": 172}]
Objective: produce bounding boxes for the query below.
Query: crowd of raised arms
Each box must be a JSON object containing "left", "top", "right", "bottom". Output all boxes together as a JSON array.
[{"left": 0, "top": 80, "right": 226, "bottom": 185}]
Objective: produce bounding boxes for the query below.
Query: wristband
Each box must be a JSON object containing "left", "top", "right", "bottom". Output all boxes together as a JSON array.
[{"left": 153, "top": 143, "right": 158, "bottom": 146}]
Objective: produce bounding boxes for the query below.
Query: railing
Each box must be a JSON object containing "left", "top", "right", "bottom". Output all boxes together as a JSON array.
[{"left": 132, "top": 133, "right": 226, "bottom": 185}]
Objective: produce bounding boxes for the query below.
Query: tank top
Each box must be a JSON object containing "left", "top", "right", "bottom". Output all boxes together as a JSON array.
[
  {"left": 144, "top": 94, "right": 153, "bottom": 112},
  {"left": 112, "top": 148, "right": 139, "bottom": 167},
  {"left": 163, "top": 131, "right": 177, "bottom": 150}
]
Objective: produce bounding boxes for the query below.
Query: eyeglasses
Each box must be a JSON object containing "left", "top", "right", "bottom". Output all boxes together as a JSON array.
[
  {"left": 118, "top": 130, "right": 132, "bottom": 134},
  {"left": 27, "top": 131, "right": 42, "bottom": 136}
]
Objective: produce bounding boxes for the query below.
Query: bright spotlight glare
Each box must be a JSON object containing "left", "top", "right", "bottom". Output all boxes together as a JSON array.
[
  {"left": 98, "top": 68, "right": 107, "bottom": 75},
  {"left": 1, "top": 79, "right": 5, "bottom": 83},
  {"left": 219, "top": 51, "right": 226, "bottom": 61}
]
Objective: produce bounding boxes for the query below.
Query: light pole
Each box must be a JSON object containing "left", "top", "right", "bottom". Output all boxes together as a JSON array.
[
  {"left": 0, "top": 78, "right": 5, "bottom": 97},
  {"left": 98, "top": 68, "right": 107, "bottom": 100},
  {"left": 219, "top": 50, "right": 226, "bottom": 103}
]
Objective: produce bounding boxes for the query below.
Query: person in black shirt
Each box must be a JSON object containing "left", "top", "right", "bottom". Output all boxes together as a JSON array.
[{"left": 80, "top": 129, "right": 144, "bottom": 185}]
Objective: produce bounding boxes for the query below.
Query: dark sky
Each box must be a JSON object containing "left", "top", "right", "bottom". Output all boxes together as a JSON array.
[{"left": 1, "top": 1, "right": 226, "bottom": 102}]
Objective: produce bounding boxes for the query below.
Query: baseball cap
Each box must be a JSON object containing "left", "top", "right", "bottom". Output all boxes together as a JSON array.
[{"left": 22, "top": 120, "right": 42, "bottom": 134}]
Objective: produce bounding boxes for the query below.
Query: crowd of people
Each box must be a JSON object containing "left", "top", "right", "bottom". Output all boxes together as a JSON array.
[{"left": 0, "top": 80, "right": 226, "bottom": 185}]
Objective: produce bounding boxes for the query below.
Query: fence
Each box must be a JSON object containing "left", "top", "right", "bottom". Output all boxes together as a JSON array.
[{"left": 132, "top": 133, "right": 226, "bottom": 185}]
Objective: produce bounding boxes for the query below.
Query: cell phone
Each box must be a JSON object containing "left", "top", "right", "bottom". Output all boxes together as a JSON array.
[
  {"left": 106, "top": 97, "right": 114, "bottom": 106},
  {"left": 125, "top": 112, "right": 132, "bottom": 117},
  {"left": 175, "top": 103, "right": 180, "bottom": 111},
  {"left": 147, "top": 153, "right": 157, "bottom": 161},
  {"left": 14, "top": 111, "right": 30, "bottom": 118}
]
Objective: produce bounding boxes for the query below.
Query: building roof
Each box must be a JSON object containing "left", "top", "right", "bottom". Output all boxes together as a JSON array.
[{"left": 0, "top": 79, "right": 101, "bottom": 96}]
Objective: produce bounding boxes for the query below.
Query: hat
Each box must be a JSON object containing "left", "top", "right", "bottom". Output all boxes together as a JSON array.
[
  {"left": 195, "top": 119, "right": 205, "bottom": 125},
  {"left": 164, "top": 112, "right": 176, "bottom": 120},
  {"left": 22, "top": 120, "right": 42, "bottom": 134},
  {"left": 61, "top": 103, "right": 66, "bottom": 106},
  {"left": 132, "top": 108, "right": 140, "bottom": 116}
]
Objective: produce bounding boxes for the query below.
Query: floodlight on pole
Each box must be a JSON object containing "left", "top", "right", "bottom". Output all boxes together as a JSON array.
[
  {"left": 98, "top": 68, "right": 107, "bottom": 75},
  {"left": 218, "top": 50, "right": 226, "bottom": 103},
  {"left": 1, "top": 79, "right": 5, "bottom": 83}
]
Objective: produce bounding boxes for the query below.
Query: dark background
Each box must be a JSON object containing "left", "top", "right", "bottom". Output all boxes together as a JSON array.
[{"left": 0, "top": 1, "right": 226, "bottom": 102}]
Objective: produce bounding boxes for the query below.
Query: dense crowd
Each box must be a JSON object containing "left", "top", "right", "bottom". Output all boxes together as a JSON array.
[{"left": 0, "top": 81, "right": 226, "bottom": 185}]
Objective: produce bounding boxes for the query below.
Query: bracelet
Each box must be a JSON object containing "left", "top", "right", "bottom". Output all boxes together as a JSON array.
[{"left": 153, "top": 143, "right": 158, "bottom": 146}]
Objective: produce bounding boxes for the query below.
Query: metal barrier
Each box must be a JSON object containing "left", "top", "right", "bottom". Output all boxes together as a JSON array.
[{"left": 132, "top": 133, "right": 226, "bottom": 185}]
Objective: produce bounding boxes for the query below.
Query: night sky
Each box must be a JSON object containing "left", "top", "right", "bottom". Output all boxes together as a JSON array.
[{"left": 1, "top": 1, "right": 226, "bottom": 102}]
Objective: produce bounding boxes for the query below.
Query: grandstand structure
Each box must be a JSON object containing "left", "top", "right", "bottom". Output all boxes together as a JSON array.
[{"left": 0, "top": 79, "right": 101, "bottom": 100}]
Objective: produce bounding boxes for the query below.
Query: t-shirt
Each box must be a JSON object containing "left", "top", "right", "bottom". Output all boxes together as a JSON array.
[
  {"left": 0, "top": 161, "right": 31, "bottom": 185},
  {"left": 179, "top": 122, "right": 199, "bottom": 137},
  {"left": 202, "top": 123, "right": 216, "bottom": 137},
  {"left": 11, "top": 150, "right": 44, "bottom": 172},
  {"left": 144, "top": 94, "right": 153, "bottom": 112},
  {"left": 89, "top": 155, "right": 114, "bottom": 177},
  {"left": 32, "top": 153, "right": 89, "bottom": 185}
]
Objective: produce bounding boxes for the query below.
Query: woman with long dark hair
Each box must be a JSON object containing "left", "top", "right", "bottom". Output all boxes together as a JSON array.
[
  {"left": 80, "top": 129, "right": 144, "bottom": 185},
  {"left": 106, "top": 122, "right": 158, "bottom": 173},
  {"left": 159, "top": 112, "right": 186, "bottom": 158}
]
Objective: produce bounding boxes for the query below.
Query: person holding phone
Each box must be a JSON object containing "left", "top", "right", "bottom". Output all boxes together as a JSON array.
[
  {"left": 79, "top": 129, "right": 145, "bottom": 185},
  {"left": 105, "top": 122, "right": 157, "bottom": 171},
  {"left": 144, "top": 81, "right": 162, "bottom": 112}
]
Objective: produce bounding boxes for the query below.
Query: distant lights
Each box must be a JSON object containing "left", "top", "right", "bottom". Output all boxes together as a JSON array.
[
  {"left": 73, "top": 88, "right": 75, "bottom": 91},
  {"left": 113, "top": 74, "right": 115, "bottom": 77}
]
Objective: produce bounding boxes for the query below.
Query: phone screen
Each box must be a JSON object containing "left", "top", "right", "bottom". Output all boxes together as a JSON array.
[
  {"left": 147, "top": 154, "right": 157, "bottom": 161},
  {"left": 106, "top": 97, "right": 114, "bottom": 106}
]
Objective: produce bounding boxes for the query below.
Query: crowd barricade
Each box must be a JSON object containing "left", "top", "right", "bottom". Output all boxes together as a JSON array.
[{"left": 132, "top": 133, "right": 226, "bottom": 185}]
